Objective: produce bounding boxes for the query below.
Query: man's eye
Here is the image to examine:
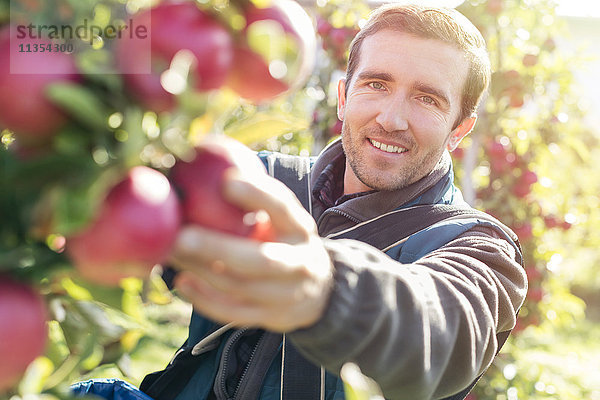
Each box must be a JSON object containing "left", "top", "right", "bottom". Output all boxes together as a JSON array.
[
  {"left": 369, "top": 82, "right": 385, "bottom": 90},
  {"left": 419, "top": 96, "right": 437, "bottom": 105}
]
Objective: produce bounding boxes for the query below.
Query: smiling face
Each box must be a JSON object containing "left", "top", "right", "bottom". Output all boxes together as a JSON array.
[{"left": 338, "top": 30, "right": 476, "bottom": 194}]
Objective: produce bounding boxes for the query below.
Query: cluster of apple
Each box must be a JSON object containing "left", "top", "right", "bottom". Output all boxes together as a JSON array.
[
  {"left": 0, "top": 0, "right": 316, "bottom": 393},
  {"left": 0, "top": 278, "right": 48, "bottom": 393},
  {"left": 316, "top": 16, "right": 358, "bottom": 70},
  {"left": 0, "top": 0, "right": 315, "bottom": 146},
  {"left": 480, "top": 138, "right": 571, "bottom": 235},
  {"left": 68, "top": 139, "right": 274, "bottom": 286},
  {"left": 472, "top": 137, "right": 575, "bottom": 333},
  {"left": 0, "top": 140, "right": 275, "bottom": 393}
]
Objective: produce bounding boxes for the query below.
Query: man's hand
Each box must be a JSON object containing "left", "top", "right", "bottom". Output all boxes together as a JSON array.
[{"left": 170, "top": 157, "right": 333, "bottom": 333}]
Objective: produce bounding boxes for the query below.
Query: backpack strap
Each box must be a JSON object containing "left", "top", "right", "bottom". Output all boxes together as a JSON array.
[
  {"left": 263, "top": 153, "right": 323, "bottom": 400},
  {"left": 261, "top": 152, "right": 312, "bottom": 212},
  {"left": 326, "top": 203, "right": 521, "bottom": 260}
]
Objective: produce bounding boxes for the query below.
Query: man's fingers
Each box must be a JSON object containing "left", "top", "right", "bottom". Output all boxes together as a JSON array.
[
  {"left": 172, "top": 226, "right": 310, "bottom": 279},
  {"left": 223, "top": 172, "right": 316, "bottom": 242},
  {"left": 175, "top": 271, "right": 291, "bottom": 331}
]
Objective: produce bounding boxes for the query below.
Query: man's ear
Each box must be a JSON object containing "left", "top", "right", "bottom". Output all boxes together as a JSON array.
[
  {"left": 337, "top": 78, "right": 347, "bottom": 121},
  {"left": 447, "top": 115, "right": 477, "bottom": 151}
]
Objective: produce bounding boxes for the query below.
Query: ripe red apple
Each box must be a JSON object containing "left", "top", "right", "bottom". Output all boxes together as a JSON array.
[
  {"left": 512, "top": 222, "right": 533, "bottom": 241},
  {"left": 525, "top": 265, "right": 543, "bottom": 282},
  {"left": 507, "top": 88, "right": 525, "bottom": 108},
  {"left": 522, "top": 53, "right": 538, "bottom": 67},
  {"left": 486, "top": 0, "right": 503, "bottom": 16},
  {"left": 520, "top": 170, "right": 538, "bottom": 185},
  {"left": 116, "top": 2, "right": 234, "bottom": 112},
  {"left": 226, "top": 0, "right": 316, "bottom": 103},
  {"left": 512, "top": 182, "right": 531, "bottom": 198},
  {"left": 543, "top": 214, "right": 559, "bottom": 229},
  {"left": 226, "top": 46, "right": 289, "bottom": 102},
  {"left": 0, "top": 26, "right": 80, "bottom": 144},
  {"left": 528, "top": 287, "right": 544, "bottom": 303},
  {"left": 170, "top": 140, "right": 274, "bottom": 241},
  {"left": 542, "top": 37, "right": 556, "bottom": 52},
  {"left": 0, "top": 278, "right": 47, "bottom": 393},
  {"left": 487, "top": 140, "right": 507, "bottom": 159},
  {"left": 316, "top": 17, "right": 332, "bottom": 36},
  {"left": 67, "top": 166, "right": 182, "bottom": 286}
]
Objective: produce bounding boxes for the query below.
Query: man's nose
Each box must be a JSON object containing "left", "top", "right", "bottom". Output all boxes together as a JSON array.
[{"left": 375, "top": 96, "right": 409, "bottom": 132}]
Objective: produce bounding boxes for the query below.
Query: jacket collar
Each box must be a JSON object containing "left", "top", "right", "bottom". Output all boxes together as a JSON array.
[{"left": 311, "top": 137, "right": 461, "bottom": 224}]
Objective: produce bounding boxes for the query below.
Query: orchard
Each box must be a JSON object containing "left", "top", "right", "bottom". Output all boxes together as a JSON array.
[{"left": 1, "top": 0, "right": 600, "bottom": 399}]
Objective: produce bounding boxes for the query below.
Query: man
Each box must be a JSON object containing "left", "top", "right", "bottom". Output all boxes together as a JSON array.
[{"left": 141, "top": 4, "right": 527, "bottom": 400}]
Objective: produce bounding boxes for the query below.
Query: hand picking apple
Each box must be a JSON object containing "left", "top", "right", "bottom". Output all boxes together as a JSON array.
[{"left": 169, "top": 137, "right": 334, "bottom": 333}]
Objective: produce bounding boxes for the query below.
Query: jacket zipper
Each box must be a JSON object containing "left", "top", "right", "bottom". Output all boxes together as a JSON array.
[
  {"left": 232, "top": 331, "right": 266, "bottom": 400},
  {"left": 215, "top": 328, "right": 249, "bottom": 400},
  {"left": 317, "top": 208, "right": 362, "bottom": 235}
]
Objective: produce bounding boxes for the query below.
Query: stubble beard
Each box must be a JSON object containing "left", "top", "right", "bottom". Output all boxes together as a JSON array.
[{"left": 341, "top": 124, "right": 444, "bottom": 192}]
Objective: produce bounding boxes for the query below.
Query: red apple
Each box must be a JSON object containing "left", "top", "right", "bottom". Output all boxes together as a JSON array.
[
  {"left": 451, "top": 146, "right": 465, "bottom": 160},
  {"left": 67, "top": 166, "right": 182, "bottom": 286},
  {"left": 522, "top": 53, "right": 538, "bottom": 67},
  {"left": 226, "top": 0, "right": 316, "bottom": 102},
  {"left": 542, "top": 37, "right": 556, "bottom": 52},
  {"left": 329, "top": 27, "right": 349, "bottom": 47},
  {"left": 170, "top": 140, "right": 274, "bottom": 241},
  {"left": 520, "top": 170, "right": 538, "bottom": 185},
  {"left": 0, "top": 278, "right": 47, "bottom": 393},
  {"left": 0, "top": 26, "right": 80, "bottom": 144},
  {"left": 525, "top": 266, "right": 542, "bottom": 282},
  {"left": 512, "top": 222, "right": 533, "bottom": 241},
  {"left": 316, "top": 17, "right": 332, "bottom": 36},
  {"left": 508, "top": 89, "right": 525, "bottom": 108},
  {"left": 116, "top": 2, "right": 234, "bottom": 112},
  {"left": 487, "top": 140, "right": 507, "bottom": 159},
  {"left": 528, "top": 287, "right": 544, "bottom": 303},
  {"left": 512, "top": 182, "right": 531, "bottom": 198},
  {"left": 225, "top": 46, "right": 289, "bottom": 102},
  {"left": 486, "top": 0, "right": 503, "bottom": 16},
  {"left": 543, "top": 214, "right": 559, "bottom": 229}
]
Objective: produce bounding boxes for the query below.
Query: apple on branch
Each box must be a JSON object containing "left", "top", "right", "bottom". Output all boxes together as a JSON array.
[
  {"left": 0, "top": 278, "right": 47, "bottom": 394},
  {"left": 226, "top": 0, "right": 316, "bottom": 103},
  {"left": 170, "top": 138, "right": 274, "bottom": 241},
  {"left": 116, "top": 2, "right": 234, "bottom": 112},
  {"left": 0, "top": 27, "right": 80, "bottom": 145},
  {"left": 66, "top": 166, "right": 182, "bottom": 286}
]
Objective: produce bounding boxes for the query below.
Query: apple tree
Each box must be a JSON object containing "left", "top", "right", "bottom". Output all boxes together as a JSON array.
[
  {"left": 0, "top": 0, "right": 316, "bottom": 397},
  {"left": 453, "top": 0, "right": 599, "bottom": 398}
]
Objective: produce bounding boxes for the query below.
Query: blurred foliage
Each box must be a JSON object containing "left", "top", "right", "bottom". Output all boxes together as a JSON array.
[{"left": 452, "top": 0, "right": 600, "bottom": 398}]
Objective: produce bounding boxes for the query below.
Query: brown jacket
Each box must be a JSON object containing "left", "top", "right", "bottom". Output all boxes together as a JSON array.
[{"left": 289, "top": 139, "right": 528, "bottom": 399}]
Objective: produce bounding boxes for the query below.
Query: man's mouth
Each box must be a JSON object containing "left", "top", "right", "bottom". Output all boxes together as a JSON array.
[{"left": 368, "top": 138, "right": 408, "bottom": 154}]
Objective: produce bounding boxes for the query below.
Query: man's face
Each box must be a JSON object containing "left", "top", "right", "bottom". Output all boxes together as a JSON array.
[{"left": 338, "top": 30, "right": 475, "bottom": 194}]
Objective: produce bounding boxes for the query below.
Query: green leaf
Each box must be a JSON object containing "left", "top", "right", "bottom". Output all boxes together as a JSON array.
[
  {"left": 225, "top": 111, "right": 309, "bottom": 146},
  {"left": 46, "top": 83, "right": 108, "bottom": 131},
  {"left": 18, "top": 357, "right": 55, "bottom": 396},
  {"left": 74, "top": 301, "right": 126, "bottom": 344},
  {"left": 67, "top": 277, "right": 125, "bottom": 310}
]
